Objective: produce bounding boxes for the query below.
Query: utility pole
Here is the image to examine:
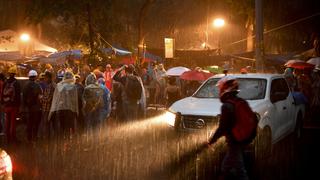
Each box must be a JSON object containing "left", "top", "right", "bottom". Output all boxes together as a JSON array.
[{"left": 255, "top": 0, "right": 264, "bottom": 72}]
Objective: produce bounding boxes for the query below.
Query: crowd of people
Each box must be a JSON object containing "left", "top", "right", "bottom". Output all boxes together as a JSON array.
[
  {"left": 0, "top": 61, "right": 189, "bottom": 144},
  {"left": 284, "top": 65, "right": 320, "bottom": 121}
]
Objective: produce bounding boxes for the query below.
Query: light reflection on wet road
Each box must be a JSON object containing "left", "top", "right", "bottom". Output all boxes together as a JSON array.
[{"left": 3, "top": 109, "right": 320, "bottom": 180}]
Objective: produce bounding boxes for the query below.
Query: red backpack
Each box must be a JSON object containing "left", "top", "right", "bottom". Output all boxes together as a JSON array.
[{"left": 227, "top": 98, "right": 258, "bottom": 143}]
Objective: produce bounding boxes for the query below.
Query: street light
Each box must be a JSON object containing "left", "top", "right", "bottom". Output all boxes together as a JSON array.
[
  {"left": 20, "top": 33, "right": 31, "bottom": 56},
  {"left": 212, "top": 18, "right": 225, "bottom": 55},
  {"left": 20, "top": 33, "right": 30, "bottom": 42},
  {"left": 213, "top": 18, "right": 225, "bottom": 28}
]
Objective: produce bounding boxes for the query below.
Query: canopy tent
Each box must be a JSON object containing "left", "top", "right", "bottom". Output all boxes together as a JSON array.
[
  {"left": 0, "top": 52, "right": 25, "bottom": 61},
  {"left": 32, "top": 49, "right": 82, "bottom": 65},
  {"left": 48, "top": 49, "right": 81, "bottom": 59},
  {"left": 0, "top": 29, "right": 57, "bottom": 54}
]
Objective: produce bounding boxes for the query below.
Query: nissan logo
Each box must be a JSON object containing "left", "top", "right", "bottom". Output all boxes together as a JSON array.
[{"left": 195, "top": 119, "right": 205, "bottom": 129}]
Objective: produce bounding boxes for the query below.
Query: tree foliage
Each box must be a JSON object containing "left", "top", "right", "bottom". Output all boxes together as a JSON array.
[{"left": 1, "top": 0, "right": 317, "bottom": 55}]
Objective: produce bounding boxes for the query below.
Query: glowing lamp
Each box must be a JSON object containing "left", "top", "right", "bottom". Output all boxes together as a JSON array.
[
  {"left": 20, "top": 33, "right": 30, "bottom": 42},
  {"left": 213, "top": 18, "right": 225, "bottom": 28}
]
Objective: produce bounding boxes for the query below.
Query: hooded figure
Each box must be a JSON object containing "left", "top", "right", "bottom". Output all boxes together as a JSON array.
[
  {"left": 49, "top": 71, "right": 78, "bottom": 138},
  {"left": 83, "top": 73, "right": 105, "bottom": 130},
  {"left": 208, "top": 76, "right": 250, "bottom": 180},
  {"left": 97, "top": 78, "right": 111, "bottom": 122}
]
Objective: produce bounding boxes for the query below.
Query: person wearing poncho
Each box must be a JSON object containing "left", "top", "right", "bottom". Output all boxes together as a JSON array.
[
  {"left": 82, "top": 73, "right": 105, "bottom": 133},
  {"left": 49, "top": 71, "right": 78, "bottom": 138}
]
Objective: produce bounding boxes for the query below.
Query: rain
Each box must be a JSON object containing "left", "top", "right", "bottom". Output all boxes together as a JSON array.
[
  {"left": 3, "top": 108, "right": 308, "bottom": 180},
  {"left": 0, "top": 0, "right": 319, "bottom": 180}
]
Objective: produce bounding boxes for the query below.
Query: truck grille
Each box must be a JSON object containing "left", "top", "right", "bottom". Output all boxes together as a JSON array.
[{"left": 182, "top": 115, "right": 218, "bottom": 129}]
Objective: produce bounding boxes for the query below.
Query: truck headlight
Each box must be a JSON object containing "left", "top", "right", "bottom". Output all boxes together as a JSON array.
[
  {"left": 165, "top": 111, "right": 176, "bottom": 127},
  {"left": 4, "top": 155, "right": 12, "bottom": 173}
]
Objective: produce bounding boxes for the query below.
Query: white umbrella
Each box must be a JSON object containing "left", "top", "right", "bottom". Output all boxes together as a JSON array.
[
  {"left": 307, "top": 57, "right": 320, "bottom": 66},
  {"left": 166, "top": 66, "right": 191, "bottom": 76}
]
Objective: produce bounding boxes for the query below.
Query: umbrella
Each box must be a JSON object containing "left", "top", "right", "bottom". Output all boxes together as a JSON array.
[
  {"left": 166, "top": 66, "right": 190, "bottom": 76},
  {"left": 284, "top": 61, "right": 315, "bottom": 69},
  {"left": 307, "top": 57, "right": 320, "bottom": 66},
  {"left": 180, "top": 70, "right": 214, "bottom": 81},
  {"left": 284, "top": 59, "right": 305, "bottom": 67}
]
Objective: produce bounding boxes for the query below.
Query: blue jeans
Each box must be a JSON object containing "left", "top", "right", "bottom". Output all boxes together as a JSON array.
[{"left": 221, "top": 144, "right": 249, "bottom": 180}]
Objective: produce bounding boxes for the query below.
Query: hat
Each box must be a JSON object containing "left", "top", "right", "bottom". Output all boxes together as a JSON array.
[
  {"left": 28, "top": 70, "right": 38, "bottom": 77},
  {"left": 216, "top": 75, "right": 239, "bottom": 97}
]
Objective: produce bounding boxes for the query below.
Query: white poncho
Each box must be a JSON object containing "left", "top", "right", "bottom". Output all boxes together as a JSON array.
[{"left": 49, "top": 75, "right": 78, "bottom": 121}]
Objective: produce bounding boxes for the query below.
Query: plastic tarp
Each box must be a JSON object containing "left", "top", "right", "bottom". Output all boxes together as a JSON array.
[
  {"left": 101, "top": 47, "right": 132, "bottom": 56},
  {"left": 34, "top": 49, "right": 83, "bottom": 65},
  {"left": 48, "top": 49, "right": 82, "bottom": 59}
]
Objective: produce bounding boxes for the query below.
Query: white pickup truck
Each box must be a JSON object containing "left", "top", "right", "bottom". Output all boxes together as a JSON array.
[{"left": 165, "top": 73, "right": 305, "bottom": 154}]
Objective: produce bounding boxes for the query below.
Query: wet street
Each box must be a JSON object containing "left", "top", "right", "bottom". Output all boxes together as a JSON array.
[{"left": 2, "top": 109, "right": 320, "bottom": 180}]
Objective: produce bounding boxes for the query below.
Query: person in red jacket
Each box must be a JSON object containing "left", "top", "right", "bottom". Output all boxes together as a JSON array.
[
  {"left": 104, "top": 64, "right": 114, "bottom": 91},
  {"left": 208, "top": 76, "right": 250, "bottom": 180}
]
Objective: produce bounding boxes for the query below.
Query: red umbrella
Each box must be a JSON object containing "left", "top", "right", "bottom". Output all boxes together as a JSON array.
[
  {"left": 284, "top": 59, "right": 304, "bottom": 67},
  {"left": 180, "top": 70, "right": 214, "bottom": 81},
  {"left": 285, "top": 61, "right": 315, "bottom": 69}
]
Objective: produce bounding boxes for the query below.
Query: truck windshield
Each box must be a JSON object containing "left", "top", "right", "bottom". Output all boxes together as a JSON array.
[{"left": 193, "top": 78, "right": 267, "bottom": 100}]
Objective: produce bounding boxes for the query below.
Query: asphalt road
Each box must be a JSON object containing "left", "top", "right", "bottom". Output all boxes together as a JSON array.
[{"left": 1, "top": 109, "right": 320, "bottom": 180}]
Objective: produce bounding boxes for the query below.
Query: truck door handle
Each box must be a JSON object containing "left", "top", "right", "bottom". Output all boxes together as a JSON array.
[{"left": 283, "top": 106, "right": 287, "bottom": 110}]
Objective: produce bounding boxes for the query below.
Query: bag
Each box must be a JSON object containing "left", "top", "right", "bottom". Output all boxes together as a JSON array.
[
  {"left": 83, "top": 88, "right": 104, "bottom": 113},
  {"left": 3, "top": 80, "right": 16, "bottom": 103},
  {"left": 125, "top": 75, "right": 142, "bottom": 101},
  {"left": 227, "top": 98, "right": 258, "bottom": 143}
]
